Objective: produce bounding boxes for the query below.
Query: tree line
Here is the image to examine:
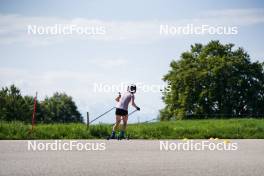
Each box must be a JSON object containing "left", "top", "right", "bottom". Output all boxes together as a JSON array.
[
  {"left": 160, "top": 40, "right": 264, "bottom": 120},
  {"left": 0, "top": 85, "right": 83, "bottom": 123}
]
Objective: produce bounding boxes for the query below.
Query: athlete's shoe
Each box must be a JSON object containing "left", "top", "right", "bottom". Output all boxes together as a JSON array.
[
  {"left": 118, "top": 131, "right": 125, "bottom": 139},
  {"left": 110, "top": 131, "right": 116, "bottom": 139}
]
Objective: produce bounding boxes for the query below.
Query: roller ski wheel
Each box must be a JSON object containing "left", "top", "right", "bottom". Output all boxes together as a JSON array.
[{"left": 117, "top": 135, "right": 130, "bottom": 140}]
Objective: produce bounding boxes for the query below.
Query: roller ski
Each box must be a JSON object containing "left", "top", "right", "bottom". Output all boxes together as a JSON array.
[
  {"left": 106, "top": 131, "right": 130, "bottom": 140},
  {"left": 117, "top": 131, "right": 130, "bottom": 140}
]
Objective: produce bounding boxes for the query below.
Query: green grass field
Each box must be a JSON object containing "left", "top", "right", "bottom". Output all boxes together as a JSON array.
[{"left": 0, "top": 118, "right": 264, "bottom": 139}]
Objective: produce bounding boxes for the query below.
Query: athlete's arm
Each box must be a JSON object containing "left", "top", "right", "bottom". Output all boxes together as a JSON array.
[
  {"left": 115, "top": 92, "right": 121, "bottom": 102},
  {"left": 131, "top": 95, "right": 140, "bottom": 110}
]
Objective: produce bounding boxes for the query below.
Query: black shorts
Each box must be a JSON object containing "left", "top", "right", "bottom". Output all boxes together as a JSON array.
[{"left": 115, "top": 108, "right": 128, "bottom": 116}]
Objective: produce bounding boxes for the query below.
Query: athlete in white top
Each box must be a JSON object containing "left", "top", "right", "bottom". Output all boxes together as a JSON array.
[
  {"left": 116, "top": 91, "right": 134, "bottom": 111},
  {"left": 110, "top": 84, "right": 140, "bottom": 139}
]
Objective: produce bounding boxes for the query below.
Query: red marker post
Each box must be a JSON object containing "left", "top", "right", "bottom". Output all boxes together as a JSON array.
[{"left": 32, "top": 92, "right": 37, "bottom": 130}]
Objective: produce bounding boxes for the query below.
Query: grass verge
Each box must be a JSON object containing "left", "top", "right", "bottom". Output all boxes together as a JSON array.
[{"left": 0, "top": 118, "right": 264, "bottom": 139}]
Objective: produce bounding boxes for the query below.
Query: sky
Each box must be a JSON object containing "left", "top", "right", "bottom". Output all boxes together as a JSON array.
[{"left": 0, "top": 0, "right": 264, "bottom": 123}]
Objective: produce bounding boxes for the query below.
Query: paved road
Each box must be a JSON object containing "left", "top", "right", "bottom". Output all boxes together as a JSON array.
[{"left": 0, "top": 140, "right": 264, "bottom": 176}]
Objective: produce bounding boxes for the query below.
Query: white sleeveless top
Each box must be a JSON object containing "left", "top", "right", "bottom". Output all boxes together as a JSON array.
[{"left": 116, "top": 92, "right": 134, "bottom": 110}]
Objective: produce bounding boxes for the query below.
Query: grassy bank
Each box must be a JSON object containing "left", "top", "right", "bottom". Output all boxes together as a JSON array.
[{"left": 0, "top": 118, "right": 264, "bottom": 139}]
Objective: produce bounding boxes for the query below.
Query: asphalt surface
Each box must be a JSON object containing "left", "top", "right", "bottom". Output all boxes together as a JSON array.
[{"left": 0, "top": 140, "right": 264, "bottom": 176}]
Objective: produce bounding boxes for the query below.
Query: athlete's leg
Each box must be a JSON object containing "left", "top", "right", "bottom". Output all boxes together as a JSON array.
[
  {"left": 119, "top": 115, "right": 128, "bottom": 138},
  {"left": 122, "top": 115, "right": 128, "bottom": 131},
  {"left": 113, "top": 115, "right": 121, "bottom": 131},
  {"left": 111, "top": 115, "right": 121, "bottom": 138}
]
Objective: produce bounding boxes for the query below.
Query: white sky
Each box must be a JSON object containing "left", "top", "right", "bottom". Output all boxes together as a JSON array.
[{"left": 0, "top": 0, "right": 264, "bottom": 123}]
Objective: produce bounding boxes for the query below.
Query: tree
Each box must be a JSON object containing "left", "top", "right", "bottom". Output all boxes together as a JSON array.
[
  {"left": 41, "top": 92, "right": 82, "bottom": 123},
  {"left": 0, "top": 85, "right": 83, "bottom": 123},
  {"left": 0, "top": 85, "right": 39, "bottom": 122},
  {"left": 160, "top": 41, "right": 264, "bottom": 120}
]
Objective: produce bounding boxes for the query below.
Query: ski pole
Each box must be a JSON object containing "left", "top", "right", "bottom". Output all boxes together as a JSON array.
[
  {"left": 90, "top": 107, "right": 116, "bottom": 124},
  {"left": 128, "top": 109, "right": 138, "bottom": 116}
]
